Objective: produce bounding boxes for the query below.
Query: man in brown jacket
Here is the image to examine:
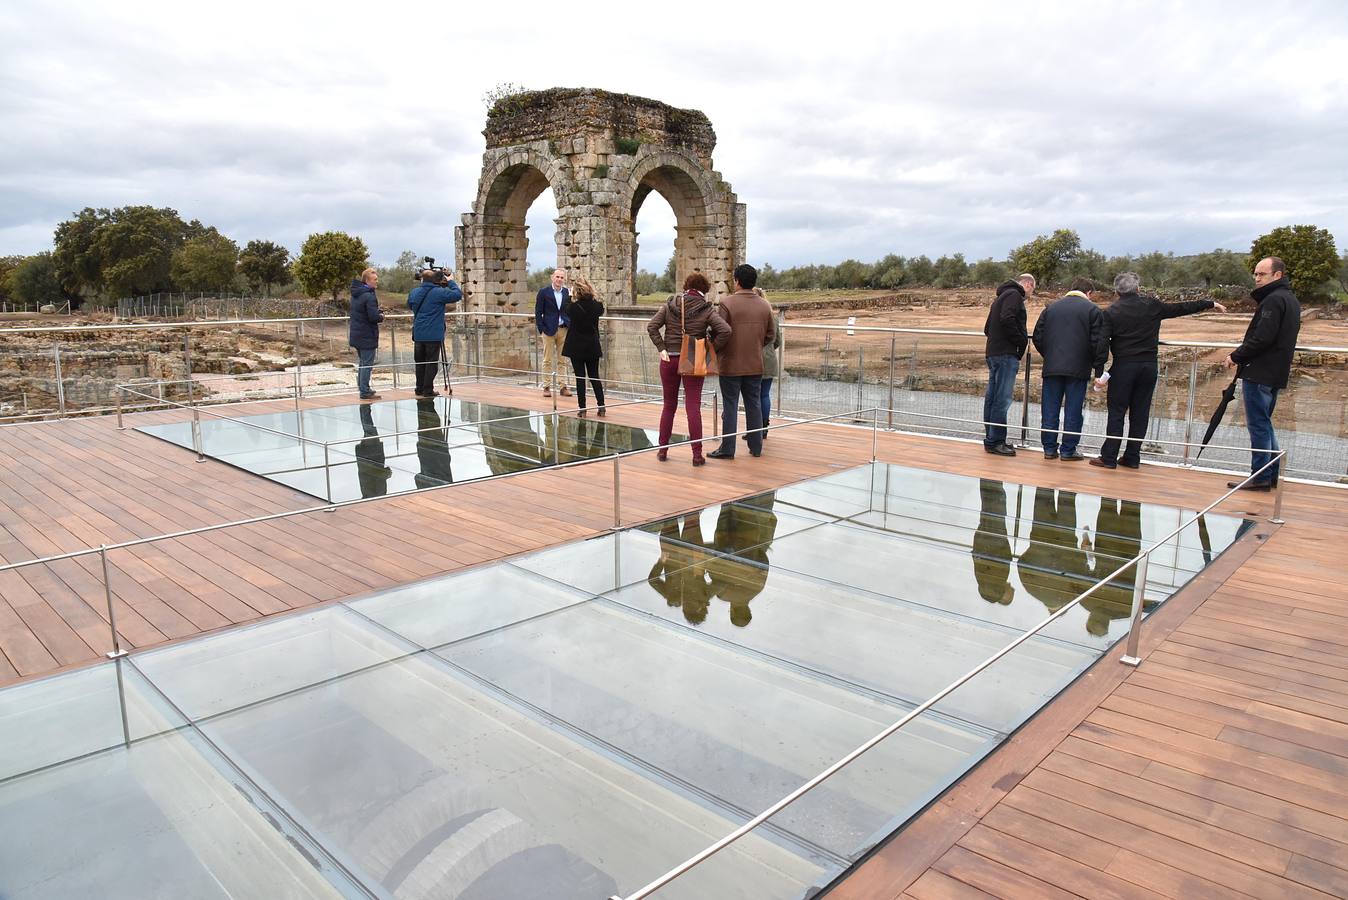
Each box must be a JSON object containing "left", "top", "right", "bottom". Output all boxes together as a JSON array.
[{"left": 708, "top": 264, "right": 776, "bottom": 459}]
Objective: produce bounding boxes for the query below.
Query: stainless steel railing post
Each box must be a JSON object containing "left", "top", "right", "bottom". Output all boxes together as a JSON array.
[
  {"left": 101, "top": 545, "right": 127, "bottom": 659},
  {"left": 116, "top": 386, "right": 124, "bottom": 430},
  {"left": 871, "top": 407, "right": 879, "bottom": 462},
  {"left": 612, "top": 453, "right": 621, "bottom": 528},
  {"left": 191, "top": 402, "right": 205, "bottom": 463},
  {"left": 1018, "top": 349, "right": 1032, "bottom": 446},
  {"left": 53, "top": 343, "right": 66, "bottom": 418},
  {"left": 886, "top": 333, "right": 896, "bottom": 430},
  {"left": 1181, "top": 353, "right": 1198, "bottom": 465},
  {"left": 391, "top": 323, "right": 400, "bottom": 391},
  {"left": 712, "top": 391, "right": 719, "bottom": 437},
  {"left": 1120, "top": 552, "right": 1151, "bottom": 666},
  {"left": 323, "top": 442, "right": 334, "bottom": 508},
  {"left": 776, "top": 315, "right": 786, "bottom": 416},
  {"left": 1271, "top": 459, "right": 1287, "bottom": 524}
]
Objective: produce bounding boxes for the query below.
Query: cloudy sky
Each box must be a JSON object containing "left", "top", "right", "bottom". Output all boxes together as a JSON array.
[{"left": 3, "top": 0, "right": 1346, "bottom": 275}]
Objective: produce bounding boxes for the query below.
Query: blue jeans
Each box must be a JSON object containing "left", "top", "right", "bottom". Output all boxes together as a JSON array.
[
  {"left": 1040, "top": 375, "right": 1088, "bottom": 455},
  {"left": 983, "top": 355, "right": 1019, "bottom": 447},
  {"left": 1242, "top": 380, "right": 1280, "bottom": 484},
  {"left": 356, "top": 347, "right": 376, "bottom": 397},
  {"left": 716, "top": 374, "right": 764, "bottom": 456}
]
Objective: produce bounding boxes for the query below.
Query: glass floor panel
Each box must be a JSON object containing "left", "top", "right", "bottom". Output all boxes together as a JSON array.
[
  {"left": 137, "top": 397, "right": 672, "bottom": 501},
  {"left": 0, "top": 462, "right": 1252, "bottom": 899}
]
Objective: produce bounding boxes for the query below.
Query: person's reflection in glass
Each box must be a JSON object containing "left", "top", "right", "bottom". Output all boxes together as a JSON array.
[
  {"left": 646, "top": 516, "right": 714, "bottom": 625},
  {"left": 476, "top": 405, "right": 546, "bottom": 475},
  {"left": 708, "top": 492, "right": 778, "bottom": 627},
  {"left": 353, "top": 403, "right": 392, "bottom": 498},
  {"left": 1016, "top": 487, "right": 1090, "bottom": 617},
  {"left": 414, "top": 398, "right": 453, "bottom": 489},
  {"left": 971, "top": 479, "right": 1015, "bottom": 605},
  {"left": 1084, "top": 497, "right": 1145, "bottom": 635}
]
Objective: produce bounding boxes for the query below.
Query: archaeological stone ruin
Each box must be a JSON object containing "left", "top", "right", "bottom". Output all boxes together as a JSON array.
[{"left": 455, "top": 88, "right": 746, "bottom": 320}]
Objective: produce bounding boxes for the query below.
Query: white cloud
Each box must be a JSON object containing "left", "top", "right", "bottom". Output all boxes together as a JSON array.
[{"left": 2, "top": 0, "right": 1345, "bottom": 274}]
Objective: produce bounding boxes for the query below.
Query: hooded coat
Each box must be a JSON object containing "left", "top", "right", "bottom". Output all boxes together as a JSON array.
[
  {"left": 984, "top": 280, "right": 1028, "bottom": 359},
  {"left": 348, "top": 280, "right": 384, "bottom": 350},
  {"left": 408, "top": 279, "right": 462, "bottom": 342}
]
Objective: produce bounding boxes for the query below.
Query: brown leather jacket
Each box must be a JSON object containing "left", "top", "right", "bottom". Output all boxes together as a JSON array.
[
  {"left": 646, "top": 291, "right": 731, "bottom": 356},
  {"left": 715, "top": 290, "right": 776, "bottom": 376}
]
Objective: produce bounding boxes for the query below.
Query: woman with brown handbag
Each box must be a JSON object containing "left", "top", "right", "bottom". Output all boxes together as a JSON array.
[{"left": 645, "top": 273, "right": 731, "bottom": 465}]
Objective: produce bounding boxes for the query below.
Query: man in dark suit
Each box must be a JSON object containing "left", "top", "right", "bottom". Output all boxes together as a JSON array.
[{"left": 534, "top": 268, "right": 571, "bottom": 397}]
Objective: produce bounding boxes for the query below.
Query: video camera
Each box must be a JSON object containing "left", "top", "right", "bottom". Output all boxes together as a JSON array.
[{"left": 417, "top": 256, "right": 454, "bottom": 285}]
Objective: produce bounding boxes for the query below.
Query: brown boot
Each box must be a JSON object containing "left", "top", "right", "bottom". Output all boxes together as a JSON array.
[{"left": 560, "top": 385, "right": 572, "bottom": 397}]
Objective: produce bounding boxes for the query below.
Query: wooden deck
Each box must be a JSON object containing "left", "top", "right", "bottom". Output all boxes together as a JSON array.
[{"left": 1, "top": 381, "right": 1345, "bottom": 898}]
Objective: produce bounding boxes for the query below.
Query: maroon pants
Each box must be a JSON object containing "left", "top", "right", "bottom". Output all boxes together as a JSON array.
[{"left": 658, "top": 356, "right": 704, "bottom": 457}]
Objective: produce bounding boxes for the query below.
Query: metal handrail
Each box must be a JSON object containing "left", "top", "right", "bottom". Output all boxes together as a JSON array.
[{"left": 608, "top": 449, "right": 1287, "bottom": 900}]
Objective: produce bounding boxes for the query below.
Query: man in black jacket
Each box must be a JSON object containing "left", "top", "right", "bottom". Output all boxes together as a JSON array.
[
  {"left": 1031, "top": 279, "right": 1108, "bottom": 461},
  {"left": 1224, "top": 257, "right": 1301, "bottom": 490},
  {"left": 1090, "top": 272, "right": 1224, "bottom": 470},
  {"left": 982, "top": 274, "right": 1035, "bottom": 456}
]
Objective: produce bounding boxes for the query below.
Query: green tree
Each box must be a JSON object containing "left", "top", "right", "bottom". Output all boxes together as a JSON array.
[
  {"left": 660, "top": 254, "right": 677, "bottom": 293},
  {"left": 171, "top": 231, "right": 239, "bottom": 291},
  {"left": 1192, "top": 249, "right": 1252, "bottom": 289},
  {"left": 1009, "top": 229, "right": 1081, "bottom": 285},
  {"left": 970, "top": 257, "right": 1011, "bottom": 285},
  {"left": 0, "top": 255, "right": 23, "bottom": 303},
  {"left": 291, "top": 231, "right": 369, "bottom": 302},
  {"left": 1135, "top": 251, "right": 1172, "bottom": 288},
  {"left": 906, "top": 255, "right": 937, "bottom": 285},
  {"left": 1063, "top": 249, "right": 1107, "bottom": 282},
  {"left": 52, "top": 205, "right": 195, "bottom": 298},
  {"left": 238, "top": 240, "right": 291, "bottom": 296},
  {"left": 934, "top": 253, "right": 969, "bottom": 288},
  {"left": 1337, "top": 252, "right": 1348, "bottom": 292},
  {"left": 1249, "top": 224, "right": 1340, "bottom": 299},
  {"left": 634, "top": 269, "right": 660, "bottom": 296},
  {"left": 12, "top": 252, "right": 68, "bottom": 306},
  {"left": 829, "top": 258, "right": 870, "bottom": 288}
]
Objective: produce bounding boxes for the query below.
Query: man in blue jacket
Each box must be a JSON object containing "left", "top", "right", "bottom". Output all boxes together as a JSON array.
[
  {"left": 535, "top": 268, "right": 571, "bottom": 397},
  {"left": 408, "top": 267, "right": 462, "bottom": 398},
  {"left": 349, "top": 268, "right": 384, "bottom": 401}
]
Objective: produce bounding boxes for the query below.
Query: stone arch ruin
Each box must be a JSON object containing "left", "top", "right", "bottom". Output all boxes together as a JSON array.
[{"left": 455, "top": 88, "right": 746, "bottom": 318}]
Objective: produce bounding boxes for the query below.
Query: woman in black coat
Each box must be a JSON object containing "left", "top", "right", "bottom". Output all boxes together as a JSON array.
[{"left": 561, "top": 277, "right": 606, "bottom": 415}]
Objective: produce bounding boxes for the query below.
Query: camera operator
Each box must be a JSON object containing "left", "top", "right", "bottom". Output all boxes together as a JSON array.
[{"left": 407, "top": 264, "right": 462, "bottom": 398}]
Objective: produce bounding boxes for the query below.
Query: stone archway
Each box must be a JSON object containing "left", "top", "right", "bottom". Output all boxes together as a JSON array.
[{"left": 456, "top": 88, "right": 745, "bottom": 315}]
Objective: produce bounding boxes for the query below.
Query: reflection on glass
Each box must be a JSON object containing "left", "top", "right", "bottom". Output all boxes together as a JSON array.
[
  {"left": 354, "top": 403, "right": 392, "bottom": 498},
  {"left": 709, "top": 492, "right": 778, "bottom": 627},
  {"left": 414, "top": 397, "right": 454, "bottom": 487},
  {"left": 647, "top": 517, "right": 715, "bottom": 625},
  {"left": 971, "top": 479, "right": 1014, "bottom": 606},
  {"left": 1083, "top": 497, "right": 1144, "bottom": 635}
]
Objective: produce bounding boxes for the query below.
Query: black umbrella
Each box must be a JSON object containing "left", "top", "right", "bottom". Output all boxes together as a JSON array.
[{"left": 1194, "top": 370, "right": 1240, "bottom": 460}]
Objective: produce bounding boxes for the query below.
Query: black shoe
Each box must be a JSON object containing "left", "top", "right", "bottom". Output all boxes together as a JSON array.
[
  {"left": 1089, "top": 457, "right": 1117, "bottom": 470},
  {"left": 750, "top": 448, "right": 762, "bottom": 458},
  {"left": 1228, "top": 480, "right": 1273, "bottom": 492},
  {"left": 1044, "top": 450, "right": 1059, "bottom": 460},
  {"left": 707, "top": 449, "right": 734, "bottom": 460},
  {"left": 986, "top": 444, "right": 1017, "bottom": 457},
  {"left": 1119, "top": 460, "right": 1140, "bottom": 469},
  {"left": 1060, "top": 452, "right": 1085, "bottom": 462}
]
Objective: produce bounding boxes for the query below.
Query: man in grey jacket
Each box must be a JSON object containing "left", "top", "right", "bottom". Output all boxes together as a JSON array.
[{"left": 1031, "top": 278, "right": 1108, "bottom": 460}]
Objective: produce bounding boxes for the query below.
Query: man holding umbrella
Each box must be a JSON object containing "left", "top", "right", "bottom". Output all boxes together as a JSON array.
[{"left": 1223, "top": 257, "right": 1301, "bottom": 491}]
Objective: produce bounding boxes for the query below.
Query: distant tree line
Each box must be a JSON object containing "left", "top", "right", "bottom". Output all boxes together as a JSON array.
[{"left": 3, "top": 213, "right": 1343, "bottom": 310}]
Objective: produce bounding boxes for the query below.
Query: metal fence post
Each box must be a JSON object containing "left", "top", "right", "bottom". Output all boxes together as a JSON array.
[
  {"left": 116, "top": 386, "right": 124, "bottom": 430},
  {"left": 871, "top": 407, "right": 879, "bottom": 462},
  {"left": 391, "top": 323, "right": 400, "bottom": 390},
  {"left": 612, "top": 453, "right": 622, "bottom": 528},
  {"left": 323, "top": 443, "right": 334, "bottom": 508},
  {"left": 1271, "top": 466, "right": 1287, "bottom": 525},
  {"left": 101, "top": 545, "right": 127, "bottom": 659},
  {"left": 712, "top": 391, "right": 719, "bottom": 437},
  {"left": 1018, "top": 350, "right": 1033, "bottom": 446},
  {"left": 1120, "top": 552, "right": 1151, "bottom": 666},
  {"left": 53, "top": 343, "right": 66, "bottom": 418},
  {"left": 886, "top": 333, "right": 897, "bottom": 430},
  {"left": 1181, "top": 354, "right": 1198, "bottom": 465},
  {"left": 192, "top": 403, "right": 205, "bottom": 463},
  {"left": 775, "top": 314, "right": 786, "bottom": 416},
  {"left": 294, "top": 322, "right": 304, "bottom": 400},
  {"left": 475, "top": 323, "right": 483, "bottom": 381},
  {"left": 856, "top": 346, "right": 865, "bottom": 413}
]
